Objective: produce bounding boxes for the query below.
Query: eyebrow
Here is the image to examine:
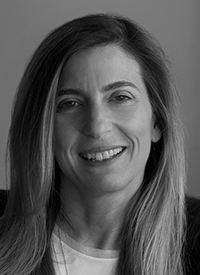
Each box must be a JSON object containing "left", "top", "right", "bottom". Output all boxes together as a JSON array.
[
  {"left": 102, "top": 81, "right": 139, "bottom": 92},
  {"left": 57, "top": 81, "right": 139, "bottom": 97}
]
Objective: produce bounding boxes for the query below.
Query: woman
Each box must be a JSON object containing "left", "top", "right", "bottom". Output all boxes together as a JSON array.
[{"left": 0, "top": 13, "right": 200, "bottom": 275}]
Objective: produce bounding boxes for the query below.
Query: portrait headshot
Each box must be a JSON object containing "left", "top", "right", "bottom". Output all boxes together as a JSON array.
[{"left": 0, "top": 1, "right": 200, "bottom": 275}]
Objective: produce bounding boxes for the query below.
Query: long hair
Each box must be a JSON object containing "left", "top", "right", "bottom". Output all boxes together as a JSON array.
[{"left": 0, "top": 13, "right": 186, "bottom": 275}]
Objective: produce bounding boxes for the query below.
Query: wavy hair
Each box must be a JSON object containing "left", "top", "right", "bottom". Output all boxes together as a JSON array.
[{"left": 0, "top": 13, "right": 186, "bottom": 275}]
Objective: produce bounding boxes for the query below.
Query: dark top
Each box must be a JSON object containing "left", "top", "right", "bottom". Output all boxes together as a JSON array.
[{"left": 0, "top": 190, "right": 200, "bottom": 274}]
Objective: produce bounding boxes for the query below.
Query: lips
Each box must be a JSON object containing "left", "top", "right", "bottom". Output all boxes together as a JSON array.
[{"left": 79, "top": 147, "right": 126, "bottom": 162}]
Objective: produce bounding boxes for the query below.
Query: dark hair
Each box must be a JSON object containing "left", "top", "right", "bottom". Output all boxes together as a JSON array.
[{"left": 0, "top": 13, "right": 185, "bottom": 275}]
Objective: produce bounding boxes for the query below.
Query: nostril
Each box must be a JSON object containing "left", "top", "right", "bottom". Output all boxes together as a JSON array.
[{"left": 82, "top": 116, "right": 111, "bottom": 138}]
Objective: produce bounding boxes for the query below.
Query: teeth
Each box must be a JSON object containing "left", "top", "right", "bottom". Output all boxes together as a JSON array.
[
  {"left": 82, "top": 147, "right": 124, "bottom": 161},
  {"left": 96, "top": 152, "right": 103, "bottom": 161},
  {"left": 102, "top": 150, "right": 110, "bottom": 159}
]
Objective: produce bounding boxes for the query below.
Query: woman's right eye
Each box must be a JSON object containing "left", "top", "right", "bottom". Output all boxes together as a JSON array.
[{"left": 57, "top": 100, "right": 82, "bottom": 111}]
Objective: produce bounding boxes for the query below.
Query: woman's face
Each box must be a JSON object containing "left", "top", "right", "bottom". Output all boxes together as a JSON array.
[{"left": 54, "top": 45, "right": 160, "bottom": 197}]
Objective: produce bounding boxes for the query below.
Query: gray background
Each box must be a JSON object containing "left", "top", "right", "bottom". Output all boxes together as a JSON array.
[{"left": 0, "top": 0, "right": 199, "bottom": 196}]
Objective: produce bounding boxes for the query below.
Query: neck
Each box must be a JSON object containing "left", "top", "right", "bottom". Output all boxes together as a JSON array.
[{"left": 58, "top": 178, "right": 134, "bottom": 250}]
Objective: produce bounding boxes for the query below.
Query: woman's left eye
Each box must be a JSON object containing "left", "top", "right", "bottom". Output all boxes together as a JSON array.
[{"left": 111, "top": 95, "right": 132, "bottom": 102}]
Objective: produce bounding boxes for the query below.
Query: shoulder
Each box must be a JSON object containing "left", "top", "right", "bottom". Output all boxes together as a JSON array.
[
  {"left": 0, "top": 189, "right": 8, "bottom": 217},
  {"left": 186, "top": 196, "right": 200, "bottom": 215},
  {"left": 186, "top": 196, "right": 200, "bottom": 240},
  {"left": 185, "top": 196, "right": 200, "bottom": 274}
]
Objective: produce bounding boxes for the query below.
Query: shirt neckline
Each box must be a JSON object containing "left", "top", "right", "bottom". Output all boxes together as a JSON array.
[{"left": 53, "top": 224, "right": 119, "bottom": 259}]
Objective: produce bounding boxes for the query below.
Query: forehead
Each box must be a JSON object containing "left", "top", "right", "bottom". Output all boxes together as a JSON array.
[{"left": 58, "top": 45, "right": 144, "bottom": 90}]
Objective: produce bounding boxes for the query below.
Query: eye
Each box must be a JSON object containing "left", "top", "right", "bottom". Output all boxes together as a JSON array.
[
  {"left": 113, "top": 95, "right": 132, "bottom": 102},
  {"left": 110, "top": 92, "right": 134, "bottom": 104},
  {"left": 57, "top": 99, "right": 82, "bottom": 112}
]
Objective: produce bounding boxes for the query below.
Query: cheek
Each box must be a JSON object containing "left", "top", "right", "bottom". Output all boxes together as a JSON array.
[
  {"left": 122, "top": 109, "right": 153, "bottom": 163},
  {"left": 54, "top": 118, "right": 74, "bottom": 157},
  {"left": 54, "top": 115, "right": 77, "bottom": 143},
  {"left": 54, "top": 124, "right": 73, "bottom": 175},
  {"left": 123, "top": 109, "right": 153, "bottom": 141}
]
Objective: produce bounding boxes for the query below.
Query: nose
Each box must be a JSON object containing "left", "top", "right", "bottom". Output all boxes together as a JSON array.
[{"left": 82, "top": 104, "right": 112, "bottom": 138}]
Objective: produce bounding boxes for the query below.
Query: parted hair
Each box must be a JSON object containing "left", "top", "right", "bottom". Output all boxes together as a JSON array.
[{"left": 0, "top": 13, "right": 186, "bottom": 275}]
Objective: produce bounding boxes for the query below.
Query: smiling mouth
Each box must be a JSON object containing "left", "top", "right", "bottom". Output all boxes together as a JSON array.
[{"left": 79, "top": 147, "right": 126, "bottom": 162}]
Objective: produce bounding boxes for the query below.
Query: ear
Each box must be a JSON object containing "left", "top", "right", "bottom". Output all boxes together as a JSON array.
[{"left": 151, "top": 122, "right": 162, "bottom": 143}]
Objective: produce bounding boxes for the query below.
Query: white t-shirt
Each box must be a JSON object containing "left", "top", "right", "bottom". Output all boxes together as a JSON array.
[{"left": 52, "top": 226, "right": 119, "bottom": 275}]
